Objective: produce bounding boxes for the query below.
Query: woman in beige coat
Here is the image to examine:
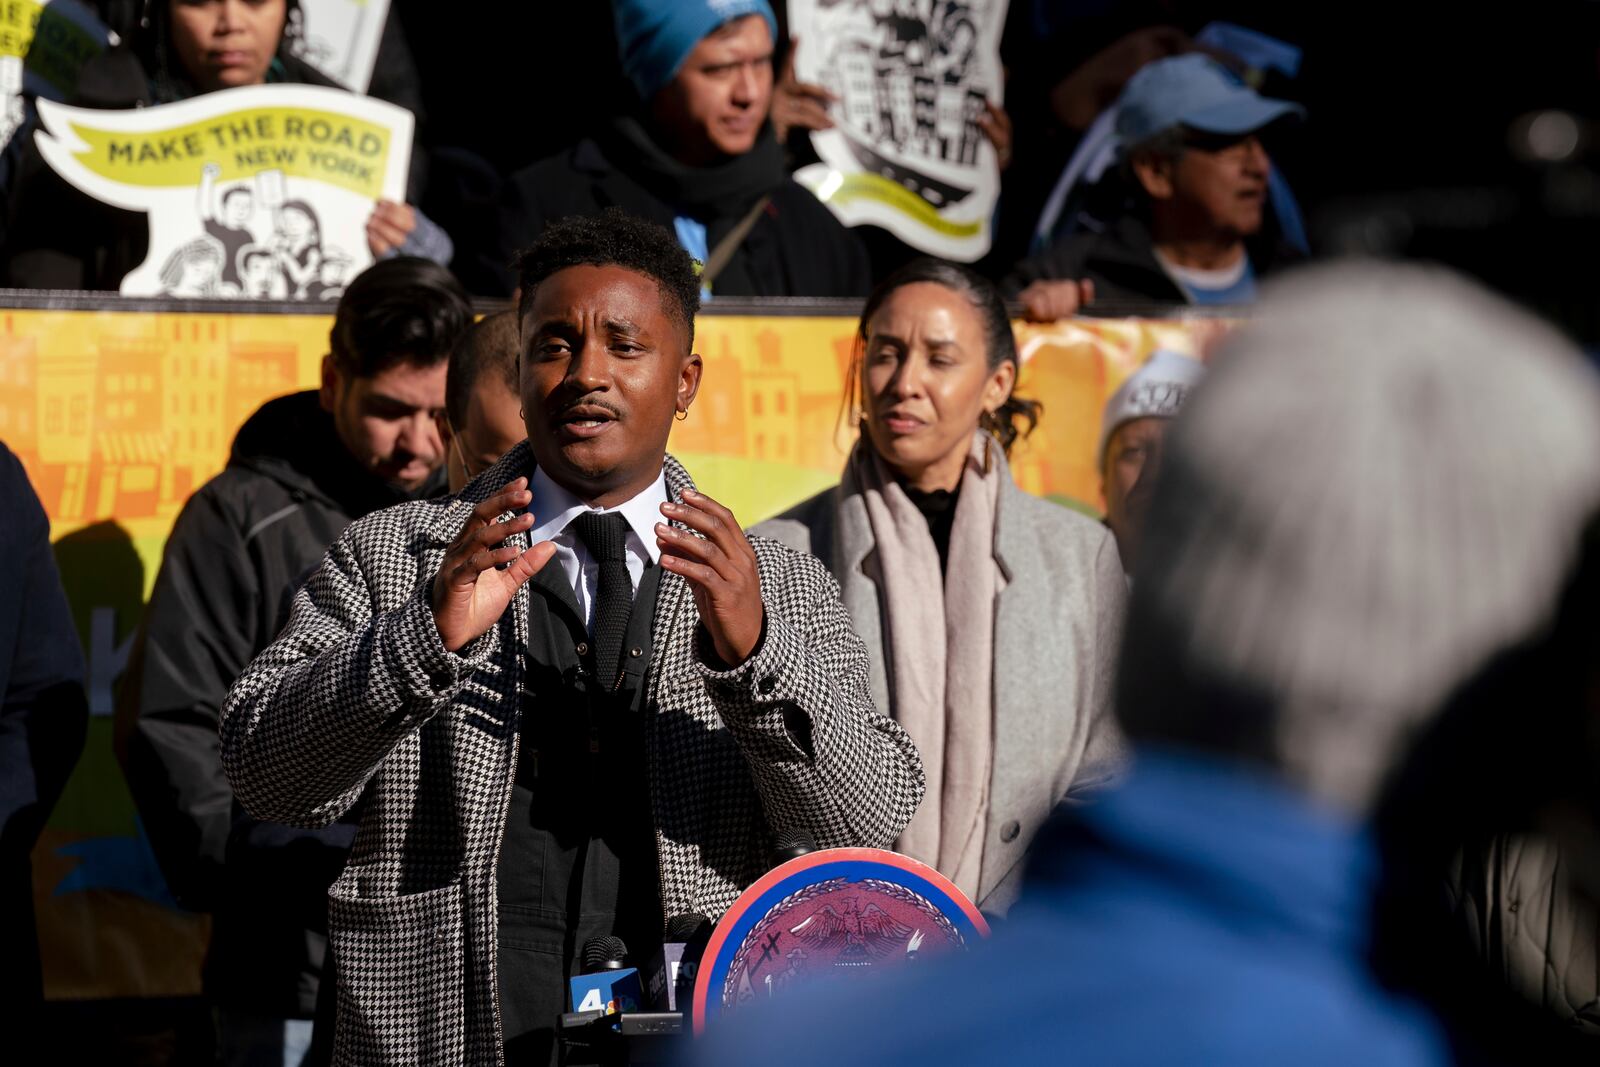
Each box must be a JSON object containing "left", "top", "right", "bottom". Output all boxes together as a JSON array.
[{"left": 756, "top": 260, "right": 1127, "bottom": 914}]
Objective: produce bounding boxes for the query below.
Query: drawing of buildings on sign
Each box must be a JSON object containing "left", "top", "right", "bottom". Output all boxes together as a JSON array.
[
  {"left": 837, "top": 50, "right": 879, "bottom": 138},
  {"left": 815, "top": 0, "right": 990, "bottom": 189}
]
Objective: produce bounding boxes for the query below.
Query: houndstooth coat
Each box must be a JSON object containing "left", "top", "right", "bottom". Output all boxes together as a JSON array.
[{"left": 220, "top": 444, "right": 925, "bottom": 1066}]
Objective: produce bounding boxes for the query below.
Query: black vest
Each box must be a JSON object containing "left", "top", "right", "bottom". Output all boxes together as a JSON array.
[{"left": 496, "top": 560, "right": 664, "bottom": 1066}]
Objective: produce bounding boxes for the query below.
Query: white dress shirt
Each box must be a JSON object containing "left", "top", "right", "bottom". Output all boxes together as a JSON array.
[{"left": 527, "top": 465, "right": 666, "bottom": 631}]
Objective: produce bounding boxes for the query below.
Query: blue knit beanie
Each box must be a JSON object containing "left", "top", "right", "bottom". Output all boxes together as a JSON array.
[{"left": 613, "top": 0, "right": 778, "bottom": 101}]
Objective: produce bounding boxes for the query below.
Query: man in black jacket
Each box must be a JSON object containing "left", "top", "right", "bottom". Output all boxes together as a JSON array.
[
  {"left": 466, "top": 0, "right": 870, "bottom": 300},
  {"left": 118, "top": 257, "right": 472, "bottom": 1065}
]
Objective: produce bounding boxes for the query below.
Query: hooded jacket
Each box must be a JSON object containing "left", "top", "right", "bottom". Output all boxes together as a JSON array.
[
  {"left": 466, "top": 119, "right": 870, "bottom": 299},
  {"left": 119, "top": 390, "right": 442, "bottom": 1016}
]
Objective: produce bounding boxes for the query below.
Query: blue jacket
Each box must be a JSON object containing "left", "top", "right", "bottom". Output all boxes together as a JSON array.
[{"left": 696, "top": 748, "right": 1451, "bottom": 1067}]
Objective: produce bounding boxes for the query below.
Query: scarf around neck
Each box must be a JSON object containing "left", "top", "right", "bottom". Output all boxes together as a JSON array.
[
  {"left": 846, "top": 432, "right": 1006, "bottom": 899},
  {"left": 602, "top": 115, "right": 786, "bottom": 219}
]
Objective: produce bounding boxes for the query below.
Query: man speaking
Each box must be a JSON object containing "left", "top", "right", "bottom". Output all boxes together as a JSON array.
[{"left": 221, "top": 209, "right": 924, "bottom": 1066}]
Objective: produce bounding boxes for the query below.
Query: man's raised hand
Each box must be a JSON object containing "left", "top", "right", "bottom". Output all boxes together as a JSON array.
[
  {"left": 430, "top": 477, "right": 556, "bottom": 652},
  {"left": 655, "top": 489, "right": 765, "bottom": 667}
]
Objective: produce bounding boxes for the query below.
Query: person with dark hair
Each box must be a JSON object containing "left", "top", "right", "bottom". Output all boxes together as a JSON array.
[
  {"left": 0, "top": 442, "right": 88, "bottom": 1065},
  {"left": 755, "top": 259, "right": 1126, "bottom": 914},
  {"left": 1004, "top": 54, "right": 1304, "bottom": 318},
  {"left": 1, "top": 0, "right": 450, "bottom": 291},
  {"left": 439, "top": 309, "right": 525, "bottom": 493},
  {"left": 118, "top": 257, "right": 472, "bottom": 1067},
  {"left": 220, "top": 209, "right": 923, "bottom": 1066},
  {"left": 464, "top": 0, "right": 869, "bottom": 300}
]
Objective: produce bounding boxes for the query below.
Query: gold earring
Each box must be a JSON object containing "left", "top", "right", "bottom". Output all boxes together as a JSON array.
[{"left": 675, "top": 409, "right": 689, "bottom": 422}]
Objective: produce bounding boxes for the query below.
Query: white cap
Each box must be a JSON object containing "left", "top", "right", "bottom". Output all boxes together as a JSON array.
[{"left": 1099, "top": 349, "right": 1206, "bottom": 465}]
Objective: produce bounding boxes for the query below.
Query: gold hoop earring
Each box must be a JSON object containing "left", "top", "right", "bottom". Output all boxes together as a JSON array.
[{"left": 674, "top": 409, "right": 689, "bottom": 422}]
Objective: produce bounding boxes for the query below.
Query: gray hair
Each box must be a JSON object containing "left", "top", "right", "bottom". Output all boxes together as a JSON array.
[
  {"left": 1120, "top": 126, "right": 1186, "bottom": 190},
  {"left": 1117, "top": 261, "right": 1600, "bottom": 813}
]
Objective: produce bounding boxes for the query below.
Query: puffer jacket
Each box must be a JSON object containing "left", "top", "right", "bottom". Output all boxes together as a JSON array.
[{"left": 119, "top": 389, "right": 441, "bottom": 1016}]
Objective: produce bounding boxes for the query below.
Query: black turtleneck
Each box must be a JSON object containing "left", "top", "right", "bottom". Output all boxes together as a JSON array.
[{"left": 905, "top": 484, "right": 960, "bottom": 575}]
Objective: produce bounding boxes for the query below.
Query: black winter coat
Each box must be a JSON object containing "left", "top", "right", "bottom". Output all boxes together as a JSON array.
[
  {"left": 118, "top": 390, "right": 442, "bottom": 1016},
  {"left": 467, "top": 124, "right": 871, "bottom": 300},
  {"left": 0, "top": 442, "right": 87, "bottom": 1031}
]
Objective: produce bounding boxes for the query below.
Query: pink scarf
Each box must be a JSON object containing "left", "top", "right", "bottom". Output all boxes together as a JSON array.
[{"left": 847, "top": 432, "right": 1003, "bottom": 899}]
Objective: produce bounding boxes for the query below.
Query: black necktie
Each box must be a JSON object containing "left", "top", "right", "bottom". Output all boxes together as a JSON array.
[{"left": 571, "top": 511, "right": 633, "bottom": 689}]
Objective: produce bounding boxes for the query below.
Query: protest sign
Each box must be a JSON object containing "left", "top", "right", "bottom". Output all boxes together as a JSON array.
[
  {"left": 34, "top": 83, "right": 413, "bottom": 299},
  {"left": 788, "top": 0, "right": 1007, "bottom": 262},
  {"left": 288, "top": 0, "right": 392, "bottom": 93},
  {"left": 0, "top": 0, "right": 108, "bottom": 150}
]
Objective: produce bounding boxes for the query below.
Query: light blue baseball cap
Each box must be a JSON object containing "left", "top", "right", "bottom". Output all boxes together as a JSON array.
[{"left": 1115, "top": 54, "right": 1304, "bottom": 146}]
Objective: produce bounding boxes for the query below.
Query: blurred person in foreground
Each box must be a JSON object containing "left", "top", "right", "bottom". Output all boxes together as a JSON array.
[
  {"left": 699, "top": 261, "right": 1600, "bottom": 1067},
  {"left": 757, "top": 259, "right": 1126, "bottom": 915},
  {"left": 0, "top": 443, "right": 88, "bottom": 1063},
  {"left": 220, "top": 210, "right": 922, "bottom": 1066},
  {"left": 2, "top": 0, "right": 449, "bottom": 291},
  {"left": 119, "top": 259, "right": 470, "bottom": 1066},
  {"left": 468, "top": 0, "right": 869, "bottom": 300},
  {"left": 440, "top": 310, "right": 526, "bottom": 494},
  {"left": 1098, "top": 348, "right": 1203, "bottom": 576},
  {"left": 1004, "top": 54, "right": 1303, "bottom": 320}
]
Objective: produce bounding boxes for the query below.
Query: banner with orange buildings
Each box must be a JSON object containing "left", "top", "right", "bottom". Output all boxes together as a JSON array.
[{"left": 0, "top": 304, "right": 1232, "bottom": 999}]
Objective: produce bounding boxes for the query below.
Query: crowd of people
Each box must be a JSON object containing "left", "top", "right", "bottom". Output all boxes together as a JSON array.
[
  {"left": 6, "top": 2, "right": 1600, "bottom": 1067},
  {"left": 0, "top": 0, "right": 1315, "bottom": 318}
]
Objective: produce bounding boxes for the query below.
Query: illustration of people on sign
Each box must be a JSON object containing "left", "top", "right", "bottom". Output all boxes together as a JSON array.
[
  {"left": 158, "top": 235, "right": 236, "bottom": 297},
  {"left": 315, "top": 248, "right": 353, "bottom": 300},
  {"left": 237, "top": 245, "right": 288, "bottom": 298},
  {"left": 187, "top": 163, "right": 352, "bottom": 301},
  {"left": 272, "top": 197, "right": 326, "bottom": 299},
  {"left": 198, "top": 163, "right": 256, "bottom": 287}
]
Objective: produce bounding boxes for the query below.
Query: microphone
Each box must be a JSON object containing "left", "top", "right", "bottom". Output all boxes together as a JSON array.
[
  {"left": 568, "top": 936, "right": 643, "bottom": 1016},
  {"left": 647, "top": 913, "right": 711, "bottom": 1011},
  {"left": 770, "top": 828, "right": 816, "bottom": 868}
]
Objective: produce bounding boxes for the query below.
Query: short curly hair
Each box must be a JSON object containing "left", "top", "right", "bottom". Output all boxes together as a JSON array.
[{"left": 513, "top": 208, "right": 701, "bottom": 351}]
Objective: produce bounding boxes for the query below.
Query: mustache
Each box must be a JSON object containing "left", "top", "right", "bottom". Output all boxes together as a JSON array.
[{"left": 549, "top": 393, "right": 624, "bottom": 420}]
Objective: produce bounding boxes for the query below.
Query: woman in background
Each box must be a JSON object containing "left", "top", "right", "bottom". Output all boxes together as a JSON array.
[
  {"left": 3, "top": 0, "right": 443, "bottom": 291},
  {"left": 756, "top": 259, "right": 1127, "bottom": 914}
]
